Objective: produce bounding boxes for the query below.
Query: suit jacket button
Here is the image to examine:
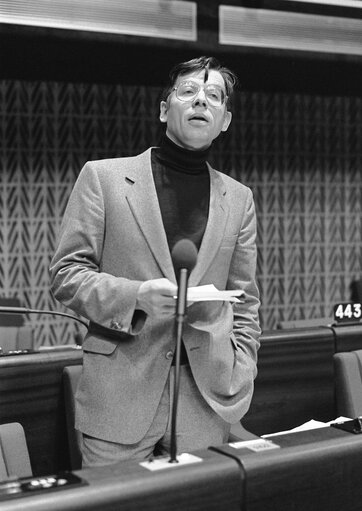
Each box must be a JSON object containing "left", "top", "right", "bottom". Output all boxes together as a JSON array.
[{"left": 165, "top": 351, "right": 174, "bottom": 360}]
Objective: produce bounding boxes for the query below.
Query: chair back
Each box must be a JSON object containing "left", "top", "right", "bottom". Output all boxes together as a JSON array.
[
  {"left": 0, "top": 297, "right": 33, "bottom": 352},
  {"left": 334, "top": 349, "right": 362, "bottom": 418},
  {"left": 0, "top": 422, "right": 32, "bottom": 479}
]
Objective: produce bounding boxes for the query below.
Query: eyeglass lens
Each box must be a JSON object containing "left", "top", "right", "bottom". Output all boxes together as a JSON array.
[{"left": 176, "top": 81, "right": 225, "bottom": 106}]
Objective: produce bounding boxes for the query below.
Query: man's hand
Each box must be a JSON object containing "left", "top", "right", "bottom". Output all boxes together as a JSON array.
[{"left": 136, "top": 278, "right": 177, "bottom": 319}]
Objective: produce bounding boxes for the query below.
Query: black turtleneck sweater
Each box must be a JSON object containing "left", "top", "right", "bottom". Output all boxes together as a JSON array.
[
  {"left": 152, "top": 135, "right": 210, "bottom": 366},
  {"left": 151, "top": 135, "right": 210, "bottom": 253}
]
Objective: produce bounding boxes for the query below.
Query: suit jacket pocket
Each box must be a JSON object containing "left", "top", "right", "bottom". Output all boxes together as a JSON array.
[{"left": 82, "top": 336, "right": 119, "bottom": 355}]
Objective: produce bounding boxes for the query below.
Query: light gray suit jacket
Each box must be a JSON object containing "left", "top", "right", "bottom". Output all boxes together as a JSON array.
[{"left": 49, "top": 148, "right": 261, "bottom": 444}]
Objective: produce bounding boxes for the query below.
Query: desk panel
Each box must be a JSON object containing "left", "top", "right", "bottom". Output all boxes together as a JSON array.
[
  {"left": 332, "top": 324, "right": 362, "bottom": 353},
  {"left": 0, "top": 348, "right": 82, "bottom": 475},
  {"left": 243, "top": 327, "right": 336, "bottom": 435}
]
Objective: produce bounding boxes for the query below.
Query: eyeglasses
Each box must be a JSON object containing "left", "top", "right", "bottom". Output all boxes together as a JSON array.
[{"left": 172, "top": 80, "right": 227, "bottom": 107}]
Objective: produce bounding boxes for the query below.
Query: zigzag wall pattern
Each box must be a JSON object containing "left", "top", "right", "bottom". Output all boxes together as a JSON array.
[{"left": 0, "top": 80, "right": 361, "bottom": 346}]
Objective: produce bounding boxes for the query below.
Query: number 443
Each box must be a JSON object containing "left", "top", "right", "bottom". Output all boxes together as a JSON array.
[{"left": 334, "top": 302, "right": 362, "bottom": 322}]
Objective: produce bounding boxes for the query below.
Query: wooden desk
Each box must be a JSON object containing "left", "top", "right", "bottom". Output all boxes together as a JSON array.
[
  {"left": 0, "top": 449, "right": 242, "bottom": 511},
  {"left": 1, "top": 324, "right": 362, "bottom": 476},
  {"left": 213, "top": 426, "right": 362, "bottom": 511},
  {"left": 3, "top": 426, "right": 362, "bottom": 511}
]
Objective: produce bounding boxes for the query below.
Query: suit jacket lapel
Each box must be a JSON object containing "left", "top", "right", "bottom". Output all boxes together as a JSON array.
[
  {"left": 189, "top": 165, "right": 229, "bottom": 287},
  {"left": 125, "top": 149, "right": 175, "bottom": 282}
]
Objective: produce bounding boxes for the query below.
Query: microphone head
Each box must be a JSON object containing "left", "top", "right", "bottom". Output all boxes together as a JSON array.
[{"left": 171, "top": 239, "right": 198, "bottom": 274}]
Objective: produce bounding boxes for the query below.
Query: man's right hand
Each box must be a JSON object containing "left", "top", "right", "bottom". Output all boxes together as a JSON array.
[{"left": 136, "top": 278, "right": 177, "bottom": 319}]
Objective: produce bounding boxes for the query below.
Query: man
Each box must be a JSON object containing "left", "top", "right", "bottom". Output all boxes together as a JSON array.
[{"left": 49, "top": 56, "right": 261, "bottom": 467}]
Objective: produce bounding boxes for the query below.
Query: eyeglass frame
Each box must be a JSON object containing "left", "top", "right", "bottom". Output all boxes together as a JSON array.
[{"left": 171, "top": 80, "right": 228, "bottom": 107}]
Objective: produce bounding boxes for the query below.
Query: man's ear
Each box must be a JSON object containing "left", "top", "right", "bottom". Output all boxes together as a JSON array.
[
  {"left": 159, "top": 101, "right": 168, "bottom": 123},
  {"left": 221, "top": 110, "right": 232, "bottom": 132}
]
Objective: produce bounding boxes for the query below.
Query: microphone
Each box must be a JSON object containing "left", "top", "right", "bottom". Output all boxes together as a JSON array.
[
  {"left": 171, "top": 239, "right": 198, "bottom": 323},
  {"left": 0, "top": 306, "right": 88, "bottom": 328},
  {"left": 169, "top": 239, "right": 198, "bottom": 463},
  {"left": 0, "top": 306, "right": 88, "bottom": 355}
]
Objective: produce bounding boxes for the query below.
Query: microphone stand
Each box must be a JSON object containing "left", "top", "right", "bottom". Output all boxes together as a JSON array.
[{"left": 169, "top": 268, "right": 188, "bottom": 463}]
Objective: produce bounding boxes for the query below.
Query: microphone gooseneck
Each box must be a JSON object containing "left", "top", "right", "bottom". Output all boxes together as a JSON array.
[{"left": 0, "top": 306, "right": 88, "bottom": 328}]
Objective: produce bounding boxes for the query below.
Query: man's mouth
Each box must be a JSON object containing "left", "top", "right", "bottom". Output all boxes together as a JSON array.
[{"left": 188, "top": 115, "right": 208, "bottom": 123}]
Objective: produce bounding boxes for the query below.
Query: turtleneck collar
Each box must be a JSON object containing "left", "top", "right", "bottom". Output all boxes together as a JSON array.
[{"left": 154, "top": 134, "right": 210, "bottom": 175}]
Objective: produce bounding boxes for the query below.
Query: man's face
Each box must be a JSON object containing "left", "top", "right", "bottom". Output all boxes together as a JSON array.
[{"left": 159, "top": 69, "right": 232, "bottom": 151}]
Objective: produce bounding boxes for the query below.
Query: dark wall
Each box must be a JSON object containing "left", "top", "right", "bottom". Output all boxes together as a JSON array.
[{"left": 2, "top": 22, "right": 362, "bottom": 96}]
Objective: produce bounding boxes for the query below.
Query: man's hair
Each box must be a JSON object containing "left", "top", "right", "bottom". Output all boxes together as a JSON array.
[{"left": 161, "top": 56, "right": 238, "bottom": 110}]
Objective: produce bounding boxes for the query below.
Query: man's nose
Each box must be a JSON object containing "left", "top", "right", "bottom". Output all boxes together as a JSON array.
[{"left": 192, "top": 89, "right": 207, "bottom": 107}]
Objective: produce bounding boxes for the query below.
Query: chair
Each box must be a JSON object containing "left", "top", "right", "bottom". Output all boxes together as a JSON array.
[
  {"left": 63, "top": 365, "right": 83, "bottom": 470},
  {"left": 333, "top": 349, "right": 362, "bottom": 418},
  {"left": 0, "top": 422, "right": 32, "bottom": 479},
  {"left": 0, "top": 297, "right": 33, "bottom": 352}
]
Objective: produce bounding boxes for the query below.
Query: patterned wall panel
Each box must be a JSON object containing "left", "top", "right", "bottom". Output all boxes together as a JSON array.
[
  {"left": 211, "top": 92, "right": 362, "bottom": 329},
  {"left": 0, "top": 79, "right": 361, "bottom": 346}
]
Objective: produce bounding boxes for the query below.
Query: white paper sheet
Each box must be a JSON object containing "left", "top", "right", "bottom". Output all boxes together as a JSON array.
[
  {"left": 261, "top": 417, "right": 352, "bottom": 438},
  {"left": 174, "top": 284, "right": 245, "bottom": 303}
]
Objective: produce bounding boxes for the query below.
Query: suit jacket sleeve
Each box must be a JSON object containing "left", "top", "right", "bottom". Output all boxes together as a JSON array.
[{"left": 49, "top": 162, "right": 145, "bottom": 334}]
